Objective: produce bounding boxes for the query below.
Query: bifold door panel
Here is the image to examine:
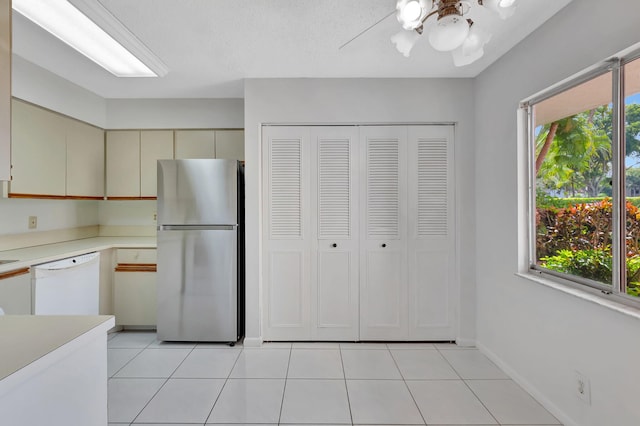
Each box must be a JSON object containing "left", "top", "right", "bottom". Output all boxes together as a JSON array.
[{"left": 263, "top": 125, "right": 455, "bottom": 341}]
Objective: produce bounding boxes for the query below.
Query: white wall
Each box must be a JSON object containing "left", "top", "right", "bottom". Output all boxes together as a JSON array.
[
  {"left": 474, "top": 0, "right": 640, "bottom": 425},
  {"left": 0, "top": 197, "right": 98, "bottom": 236},
  {"left": 12, "top": 55, "right": 107, "bottom": 127},
  {"left": 7, "top": 58, "right": 245, "bottom": 239},
  {"left": 98, "top": 200, "right": 156, "bottom": 227},
  {"left": 105, "top": 98, "right": 244, "bottom": 129},
  {"left": 244, "top": 78, "right": 476, "bottom": 345}
]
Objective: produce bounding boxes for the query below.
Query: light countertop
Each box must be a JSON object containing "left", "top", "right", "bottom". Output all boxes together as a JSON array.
[
  {"left": 0, "top": 315, "right": 115, "bottom": 382},
  {"left": 0, "top": 236, "right": 156, "bottom": 274}
]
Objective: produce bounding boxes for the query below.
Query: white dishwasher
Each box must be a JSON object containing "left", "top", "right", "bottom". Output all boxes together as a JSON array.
[{"left": 33, "top": 252, "right": 100, "bottom": 315}]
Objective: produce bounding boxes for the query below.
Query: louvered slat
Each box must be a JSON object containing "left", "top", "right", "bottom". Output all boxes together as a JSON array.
[
  {"left": 270, "top": 138, "right": 302, "bottom": 238},
  {"left": 319, "top": 139, "right": 350, "bottom": 238},
  {"left": 367, "top": 139, "right": 399, "bottom": 237},
  {"left": 417, "top": 138, "right": 448, "bottom": 236}
]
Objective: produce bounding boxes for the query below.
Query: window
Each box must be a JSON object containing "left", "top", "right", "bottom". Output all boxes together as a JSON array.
[{"left": 525, "top": 52, "right": 640, "bottom": 306}]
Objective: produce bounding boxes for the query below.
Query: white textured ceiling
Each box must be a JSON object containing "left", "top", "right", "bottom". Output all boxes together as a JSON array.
[{"left": 12, "top": 0, "right": 573, "bottom": 99}]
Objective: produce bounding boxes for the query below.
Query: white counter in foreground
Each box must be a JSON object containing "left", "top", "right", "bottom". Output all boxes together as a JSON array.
[{"left": 0, "top": 315, "right": 115, "bottom": 425}]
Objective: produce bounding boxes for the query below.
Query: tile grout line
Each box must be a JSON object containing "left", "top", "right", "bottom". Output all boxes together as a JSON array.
[
  {"left": 277, "top": 343, "right": 294, "bottom": 425},
  {"left": 108, "top": 346, "right": 145, "bottom": 379},
  {"left": 128, "top": 335, "right": 197, "bottom": 425},
  {"left": 339, "top": 344, "right": 355, "bottom": 425},
  {"left": 388, "top": 347, "right": 427, "bottom": 426},
  {"left": 203, "top": 345, "right": 243, "bottom": 424},
  {"left": 436, "top": 345, "right": 502, "bottom": 426}
]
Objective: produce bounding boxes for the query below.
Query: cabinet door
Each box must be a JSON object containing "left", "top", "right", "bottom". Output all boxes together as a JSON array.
[
  {"left": 262, "top": 126, "right": 311, "bottom": 340},
  {"left": 407, "top": 125, "right": 455, "bottom": 340},
  {"left": 10, "top": 100, "right": 66, "bottom": 196},
  {"left": 106, "top": 130, "right": 140, "bottom": 198},
  {"left": 114, "top": 271, "right": 156, "bottom": 326},
  {"left": 310, "top": 127, "right": 359, "bottom": 340},
  {"left": 215, "top": 130, "right": 244, "bottom": 160},
  {"left": 359, "top": 126, "right": 408, "bottom": 340},
  {"left": 140, "top": 130, "right": 173, "bottom": 198},
  {"left": 175, "top": 130, "right": 215, "bottom": 159},
  {"left": 0, "top": 268, "right": 31, "bottom": 314},
  {"left": 0, "top": 0, "right": 9, "bottom": 181},
  {"left": 65, "top": 118, "right": 104, "bottom": 198}
]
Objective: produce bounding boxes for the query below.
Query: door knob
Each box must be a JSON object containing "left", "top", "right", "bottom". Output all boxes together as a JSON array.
[
  {"left": 381, "top": 243, "right": 387, "bottom": 248},
  {"left": 332, "top": 243, "right": 337, "bottom": 248}
]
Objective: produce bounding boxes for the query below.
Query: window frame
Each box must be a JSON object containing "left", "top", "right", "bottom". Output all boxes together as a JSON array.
[{"left": 522, "top": 49, "right": 640, "bottom": 310}]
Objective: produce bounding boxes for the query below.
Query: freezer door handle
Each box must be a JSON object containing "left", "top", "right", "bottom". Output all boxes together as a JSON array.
[{"left": 158, "top": 224, "right": 237, "bottom": 231}]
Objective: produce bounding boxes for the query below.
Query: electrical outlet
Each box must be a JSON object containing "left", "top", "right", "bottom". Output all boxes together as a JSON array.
[
  {"left": 28, "top": 216, "right": 37, "bottom": 229},
  {"left": 575, "top": 371, "right": 591, "bottom": 404},
  {"left": 153, "top": 212, "right": 157, "bottom": 221}
]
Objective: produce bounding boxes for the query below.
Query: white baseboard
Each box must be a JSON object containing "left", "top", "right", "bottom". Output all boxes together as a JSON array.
[
  {"left": 476, "top": 341, "right": 576, "bottom": 426},
  {"left": 243, "top": 337, "right": 263, "bottom": 347},
  {"left": 455, "top": 337, "right": 476, "bottom": 347}
]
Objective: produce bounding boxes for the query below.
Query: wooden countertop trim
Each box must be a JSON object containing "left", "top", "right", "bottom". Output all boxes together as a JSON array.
[
  {"left": 106, "top": 197, "right": 158, "bottom": 201},
  {"left": 9, "top": 194, "right": 104, "bottom": 200},
  {"left": 9, "top": 193, "right": 66, "bottom": 200},
  {"left": 0, "top": 267, "right": 30, "bottom": 280},
  {"left": 115, "top": 263, "right": 157, "bottom": 272}
]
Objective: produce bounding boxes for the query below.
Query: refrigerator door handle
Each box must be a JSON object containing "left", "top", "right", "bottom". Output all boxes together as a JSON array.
[{"left": 158, "top": 224, "right": 238, "bottom": 231}]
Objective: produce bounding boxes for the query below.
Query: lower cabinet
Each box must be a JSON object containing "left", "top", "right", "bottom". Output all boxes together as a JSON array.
[
  {"left": 0, "top": 267, "right": 31, "bottom": 314},
  {"left": 113, "top": 249, "right": 157, "bottom": 327}
]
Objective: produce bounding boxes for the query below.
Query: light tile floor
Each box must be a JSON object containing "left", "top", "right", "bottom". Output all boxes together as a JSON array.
[{"left": 107, "top": 331, "right": 562, "bottom": 426}]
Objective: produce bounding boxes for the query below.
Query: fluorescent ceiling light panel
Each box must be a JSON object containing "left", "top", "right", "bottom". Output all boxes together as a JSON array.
[{"left": 13, "top": 0, "right": 159, "bottom": 77}]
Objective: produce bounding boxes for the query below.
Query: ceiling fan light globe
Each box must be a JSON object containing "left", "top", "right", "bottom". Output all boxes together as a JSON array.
[
  {"left": 452, "top": 24, "right": 491, "bottom": 66},
  {"left": 452, "top": 44, "right": 485, "bottom": 67},
  {"left": 461, "top": 25, "right": 491, "bottom": 56},
  {"left": 391, "top": 30, "right": 421, "bottom": 57},
  {"left": 483, "top": 0, "right": 517, "bottom": 19},
  {"left": 428, "top": 14, "right": 469, "bottom": 52},
  {"left": 396, "top": 0, "right": 433, "bottom": 30},
  {"left": 402, "top": 1, "right": 422, "bottom": 22}
]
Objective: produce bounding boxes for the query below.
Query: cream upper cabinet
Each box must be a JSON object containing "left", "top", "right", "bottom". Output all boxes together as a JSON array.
[
  {"left": 107, "top": 130, "right": 174, "bottom": 199},
  {"left": 65, "top": 118, "right": 104, "bottom": 198},
  {"left": 106, "top": 130, "right": 140, "bottom": 198},
  {"left": 0, "top": 0, "right": 10, "bottom": 181},
  {"left": 10, "top": 99, "right": 67, "bottom": 196},
  {"left": 140, "top": 130, "right": 174, "bottom": 198},
  {"left": 175, "top": 130, "right": 215, "bottom": 159},
  {"left": 215, "top": 130, "right": 244, "bottom": 160}
]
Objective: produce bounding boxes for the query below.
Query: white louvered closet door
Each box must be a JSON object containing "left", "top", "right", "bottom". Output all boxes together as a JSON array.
[
  {"left": 310, "top": 127, "right": 359, "bottom": 340},
  {"left": 359, "top": 126, "right": 408, "bottom": 340},
  {"left": 407, "top": 125, "right": 456, "bottom": 340},
  {"left": 262, "top": 126, "right": 311, "bottom": 340}
]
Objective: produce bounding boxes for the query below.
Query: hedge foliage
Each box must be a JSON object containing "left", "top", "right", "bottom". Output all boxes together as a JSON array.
[
  {"left": 537, "top": 196, "right": 640, "bottom": 209},
  {"left": 537, "top": 197, "right": 640, "bottom": 297}
]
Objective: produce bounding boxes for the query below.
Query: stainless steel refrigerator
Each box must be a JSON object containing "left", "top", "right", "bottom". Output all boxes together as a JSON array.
[{"left": 156, "top": 159, "right": 243, "bottom": 342}]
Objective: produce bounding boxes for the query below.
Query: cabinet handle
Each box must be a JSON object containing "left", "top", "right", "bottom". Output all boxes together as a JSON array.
[
  {"left": 381, "top": 243, "right": 387, "bottom": 248},
  {"left": 332, "top": 243, "right": 337, "bottom": 248}
]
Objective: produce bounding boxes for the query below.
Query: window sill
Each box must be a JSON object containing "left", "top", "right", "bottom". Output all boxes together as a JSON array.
[{"left": 515, "top": 271, "right": 640, "bottom": 321}]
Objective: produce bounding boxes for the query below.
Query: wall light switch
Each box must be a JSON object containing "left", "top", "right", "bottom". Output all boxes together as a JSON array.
[{"left": 28, "top": 216, "right": 37, "bottom": 229}]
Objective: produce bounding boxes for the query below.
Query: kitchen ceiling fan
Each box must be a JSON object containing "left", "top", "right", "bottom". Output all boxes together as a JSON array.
[{"left": 340, "top": 0, "right": 517, "bottom": 67}]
